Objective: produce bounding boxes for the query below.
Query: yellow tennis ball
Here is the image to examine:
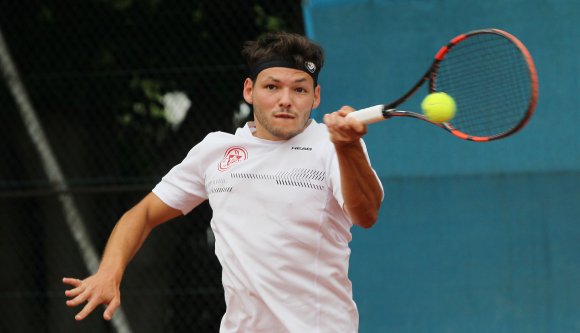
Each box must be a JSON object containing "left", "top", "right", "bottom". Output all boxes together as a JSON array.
[{"left": 421, "top": 92, "right": 456, "bottom": 123}]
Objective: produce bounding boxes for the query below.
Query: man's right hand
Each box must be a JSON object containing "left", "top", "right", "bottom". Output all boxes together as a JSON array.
[
  {"left": 62, "top": 193, "right": 183, "bottom": 321},
  {"left": 62, "top": 273, "right": 121, "bottom": 320},
  {"left": 63, "top": 273, "right": 121, "bottom": 320}
]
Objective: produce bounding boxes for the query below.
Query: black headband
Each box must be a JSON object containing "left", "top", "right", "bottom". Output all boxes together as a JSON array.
[{"left": 249, "top": 57, "right": 319, "bottom": 85}]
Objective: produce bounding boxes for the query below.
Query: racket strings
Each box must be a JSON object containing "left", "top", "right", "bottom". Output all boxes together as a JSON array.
[
  {"left": 435, "top": 33, "right": 533, "bottom": 138},
  {"left": 445, "top": 44, "right": 528, "bottom": 129}
]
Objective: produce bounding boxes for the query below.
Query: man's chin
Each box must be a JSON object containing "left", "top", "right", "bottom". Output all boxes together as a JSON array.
[{"left": 270, "top": 127, "right": 303, "bottom": 140}]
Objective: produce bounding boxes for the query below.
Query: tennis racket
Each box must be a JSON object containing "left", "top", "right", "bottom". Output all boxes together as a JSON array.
[{"left": 347, "top": 28, "right": 538, "bottom": 142}]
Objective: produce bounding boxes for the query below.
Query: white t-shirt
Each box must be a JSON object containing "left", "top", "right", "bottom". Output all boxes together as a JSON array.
[{"left": 153, "top": 120, "right": 381, "bottom": 333}]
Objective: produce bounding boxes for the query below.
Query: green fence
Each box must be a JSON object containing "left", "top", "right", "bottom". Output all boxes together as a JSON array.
[{"left": 0, "top": 1, "right": 304, "bottom": 332}]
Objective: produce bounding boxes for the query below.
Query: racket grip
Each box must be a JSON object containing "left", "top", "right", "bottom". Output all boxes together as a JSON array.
[{"left": 346, "top": 105, "right": 385, "bottom": 124}]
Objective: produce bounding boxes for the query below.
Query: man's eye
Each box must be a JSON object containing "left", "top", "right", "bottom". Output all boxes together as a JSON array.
[
  {"left": 295, "top": 87, "right": 307, "bottom": 93},
  {"left": 266, "top": 84, "right": 277, "bottom": 90}
]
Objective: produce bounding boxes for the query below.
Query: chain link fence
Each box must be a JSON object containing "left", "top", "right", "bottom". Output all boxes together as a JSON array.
[{"left": 0, "top": 1, "right": 305, "bottom": 332}]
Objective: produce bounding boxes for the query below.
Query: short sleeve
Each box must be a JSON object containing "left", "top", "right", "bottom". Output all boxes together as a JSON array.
[{"left": 152, "top": 137, "right": 211, "bottom": 215}]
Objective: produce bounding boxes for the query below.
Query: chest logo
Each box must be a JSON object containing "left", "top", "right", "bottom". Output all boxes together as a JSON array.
[{"left": 218, "top": 146, "right": 248, "bottom": 172}]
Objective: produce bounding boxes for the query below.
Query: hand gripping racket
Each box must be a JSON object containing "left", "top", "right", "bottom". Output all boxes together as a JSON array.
[{"left": 347, "top": 29, "right": 538, "bottom": 142}]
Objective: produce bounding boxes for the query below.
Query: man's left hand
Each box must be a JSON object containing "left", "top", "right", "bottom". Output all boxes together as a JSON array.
[{"left": 323, "top": 106, "right": 367, "bottom": 146}]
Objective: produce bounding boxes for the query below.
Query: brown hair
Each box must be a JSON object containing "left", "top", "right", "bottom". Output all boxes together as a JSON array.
[{"left": 242, "top": 32, "right": 324, "bottom": 85}]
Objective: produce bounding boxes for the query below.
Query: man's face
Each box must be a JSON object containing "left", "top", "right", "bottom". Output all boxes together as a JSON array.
[{"left": 243, "top": 67, "right": 320, "bottom": 141}]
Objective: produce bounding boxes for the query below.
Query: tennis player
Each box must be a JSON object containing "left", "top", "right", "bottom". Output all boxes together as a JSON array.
[{"left": 63, "top": 32, "right": 383, "bottom": 333}]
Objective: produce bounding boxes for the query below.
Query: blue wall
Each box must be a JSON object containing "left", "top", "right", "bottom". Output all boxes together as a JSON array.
[{"left": 303, "top": 1, "right": 580, "bottom": 332}]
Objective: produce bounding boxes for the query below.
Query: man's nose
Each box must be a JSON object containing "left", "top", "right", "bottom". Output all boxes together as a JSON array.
[{"left": 278, "top": 88, "right": 292, "bottom": 108}]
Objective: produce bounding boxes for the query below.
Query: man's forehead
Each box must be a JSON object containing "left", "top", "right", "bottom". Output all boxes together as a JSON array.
[{"left": 257, "top": 67, "right": 312, "bottom": 83}]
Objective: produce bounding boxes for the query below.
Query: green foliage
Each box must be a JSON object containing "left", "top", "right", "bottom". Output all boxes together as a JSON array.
[
  {"left": 254, "top": 5, "right": 286, "bottom": 31},
  {"left": 0, "top": 0, "right": 305, "bottom": 181}
]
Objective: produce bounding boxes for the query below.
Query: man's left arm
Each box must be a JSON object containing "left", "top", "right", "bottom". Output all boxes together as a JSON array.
[{"left": 324, "top": 106, "right": 383, "bottom": 228}]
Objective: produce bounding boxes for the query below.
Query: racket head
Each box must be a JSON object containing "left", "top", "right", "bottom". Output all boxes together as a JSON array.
[{"left": 429, "top": 29, "right": 538, "bottom": 142}]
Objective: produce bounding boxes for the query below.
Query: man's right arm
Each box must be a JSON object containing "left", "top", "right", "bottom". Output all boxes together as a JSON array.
[{"left": 63, "top": 192, "right": 182, "bottom": 321}]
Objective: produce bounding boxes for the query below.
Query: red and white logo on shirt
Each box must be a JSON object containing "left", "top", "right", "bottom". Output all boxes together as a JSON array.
[{"left": 218, "top": 146, "right": 248, "bottom": 172}]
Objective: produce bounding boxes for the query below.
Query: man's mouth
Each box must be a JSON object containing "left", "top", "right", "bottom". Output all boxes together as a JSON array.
[{"left": 274, "top": 112, "right": 296, "bottom": 119}]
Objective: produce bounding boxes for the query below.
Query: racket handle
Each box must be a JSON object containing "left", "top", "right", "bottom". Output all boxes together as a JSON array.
[{"left": 346, "top": 105, "right": 386, "bottom": 124}]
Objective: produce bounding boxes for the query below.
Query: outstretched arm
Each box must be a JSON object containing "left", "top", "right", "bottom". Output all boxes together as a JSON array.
[
  {"left": 324, "top": 106, "right": 383, "bottom": 228},
  {"left": 63, "top": 192, "right": 182, "bottom": 320}
]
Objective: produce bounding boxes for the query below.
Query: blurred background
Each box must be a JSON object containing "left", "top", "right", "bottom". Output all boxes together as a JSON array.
[
  {"left": 0, "top": 1, "right": 303, "bottom": 332},
  {"left": 1, "top": 0, "right": 579, "bottom": 332},
  {"left": 304, "top": 1, "right": 580, "bottom": 332}
]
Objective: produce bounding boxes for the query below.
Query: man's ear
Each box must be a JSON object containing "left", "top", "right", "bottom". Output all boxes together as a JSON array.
[
  {"left": 243, "top": 78, "right": 254, "bottom": 104},
  {"left": 312, "top": 84, "right": 321, "bottom": 109}
]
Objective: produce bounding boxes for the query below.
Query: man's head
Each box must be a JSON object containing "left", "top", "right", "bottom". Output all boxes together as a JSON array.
[{"left": 242, "top": 32, "right": 325, "bottom": 141}]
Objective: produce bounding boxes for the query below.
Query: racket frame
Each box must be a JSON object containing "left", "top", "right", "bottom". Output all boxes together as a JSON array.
[{"left": 348, "top": 29, "right": 538, "bottom": 142}]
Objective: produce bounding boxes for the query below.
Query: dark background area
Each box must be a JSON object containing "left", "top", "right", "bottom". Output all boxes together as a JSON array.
[{"left": 0, "top": 1, "right": 304, "bottom": 332}]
